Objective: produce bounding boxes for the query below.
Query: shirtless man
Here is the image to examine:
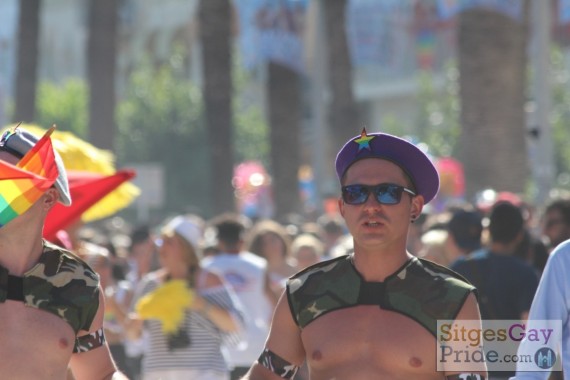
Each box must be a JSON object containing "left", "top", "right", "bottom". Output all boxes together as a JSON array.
[
  {"left": 243, "top": 129, "right": 487, "bottom": 380},
  {"left": 0, "top": 126, "right": 126, "bottom": 379}
]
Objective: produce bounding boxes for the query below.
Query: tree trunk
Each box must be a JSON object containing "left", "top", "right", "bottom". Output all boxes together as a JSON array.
[
  {"left": 87, "top": 0, "right": 118, "bottom": 150},
  {"left": 199, "top": 0, "right": 235, "bottom": 215},
  {"left": 458, "top": 4, "right": 530, "bottom": 199},
  {"left": 323, "top": 0, "right": 360, "bottom": 169},
  {"left": 13, "top": 0, "right": 41, "bottom": 124},
  {"left": 268, "top": 62, "right": 302, "bottom": 220}
]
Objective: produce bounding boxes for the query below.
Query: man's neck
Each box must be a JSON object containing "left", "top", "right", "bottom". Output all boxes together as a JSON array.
[
  {"left": 488, "top": 242, "right": 515, "bottom": 255},
  {"left": 351, "top": 244, "right": 412, "bottom": 282},
  {"left": 0, "top": 229, "right": 44, "bottom": 275}
]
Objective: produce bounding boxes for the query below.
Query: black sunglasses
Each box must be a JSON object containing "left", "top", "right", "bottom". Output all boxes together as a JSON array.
[{"left": 341, "top": 183, "right": 416, "bottom": 205}]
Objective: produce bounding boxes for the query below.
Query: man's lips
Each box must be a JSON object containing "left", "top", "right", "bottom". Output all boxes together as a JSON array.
[{"left": 362, "top": 219, "right": 386, "bottom": 227}]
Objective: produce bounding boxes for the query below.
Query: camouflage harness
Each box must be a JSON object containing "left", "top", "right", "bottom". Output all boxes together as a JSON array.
[
  {"left": 0, "top": 241, "right": 103, "bottom": 352},
  {"left": 286, "top": 255, "right": 476, "bottom": 337}
]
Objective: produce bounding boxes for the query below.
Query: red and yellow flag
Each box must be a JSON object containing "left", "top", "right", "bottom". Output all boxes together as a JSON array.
[{"left": 0, "top": 126, "right": 59, "bottom": 227}]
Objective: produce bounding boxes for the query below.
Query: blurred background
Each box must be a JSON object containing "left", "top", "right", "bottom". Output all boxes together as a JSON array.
[{"left": 1, "top": 0, "right": 570, "bottom": 226}]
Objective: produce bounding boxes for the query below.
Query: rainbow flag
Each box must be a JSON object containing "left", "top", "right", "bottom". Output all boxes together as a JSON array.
[{"left": 0, "top": 126, "right": 59, "bottom": 227}]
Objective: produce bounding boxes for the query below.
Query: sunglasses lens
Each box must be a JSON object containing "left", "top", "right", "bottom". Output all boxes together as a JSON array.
[
  {"left": 376, "top": 185, "right": 402, "bottom": 205},
  {"left": 343, "top": 185, "right": 369, "bottom": 205}
]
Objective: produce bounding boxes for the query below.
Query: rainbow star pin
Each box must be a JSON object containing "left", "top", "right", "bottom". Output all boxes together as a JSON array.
[{"left": 353, "top": 128, "right": 375, "bottom": 152}]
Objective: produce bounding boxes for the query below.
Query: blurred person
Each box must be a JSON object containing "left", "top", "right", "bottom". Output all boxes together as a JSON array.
[
  {"left": 127, "top": 225, "right": 158, "bottom": 286},
  {"left": 451, "top": 202, "right": 539, "bottom": 380},
  {"left": 85, "top": 249, "right": 133, "bottom": 378},
  {"left": 290, "top": 233, "right": 325, "bottom": 270},
  {"left": 417, "top": 228, "right": 450, "bottom": 266},
  {"left": 445, "top": 209, "right": 483, "bottom": 266},
  {"left": 315, "top": 213, "right": 346, "bottom": 258},
  {"left": 243, "top": 129, "right": 485, "bottom": 379},
  {"left": 124, "top": 215, "right": 244, "bottom": 380},
  {"left": 512, "top": 230, "right": 549, "bottom": 276},
  {"left": 299, "top": 222, "right": 324, "bottom": 241},
  {"left": 120, "top": 224, "right": 159, "bottom": 380},
  {"left": 245, "top": 219, "right": 297, "bottom": 298},
  {"left": 202, "top": 213, "right": 275, "bottom": 380},
  {"left": 0, "top": 126, "right": 126, "bottom": 379},
  {"left": 202, "top": 243, "right": 221, "bottom": 259},
  {"left": 541, "top": 197, "right": 570, "bottom": 252},
  {"left": 452, "top": 202, "right": 538, "bottom": 321}
]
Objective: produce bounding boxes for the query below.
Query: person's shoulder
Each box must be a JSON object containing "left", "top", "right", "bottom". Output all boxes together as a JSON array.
[
  {"left": 415, "top": 257, "right": 475, "bottom": 289},
  {"left": 289, "top": 254, "right": 349, "bottom": 280},
  {"left": 549, "top": 239, "right": 570, "bottom": 262},
  {"left": 198, "top": 269, "right": 225, "bottom": 289},
  {"left": 203, "top": 251, "right": 267, "bottom": 267},
  {"left": 239, "top": 251, "right": 268, "bottom": 266},
  {"left": 42, "top": 240, "right": 98, "bottom": 279}
]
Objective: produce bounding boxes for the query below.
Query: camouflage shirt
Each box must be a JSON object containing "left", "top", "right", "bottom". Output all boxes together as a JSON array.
[
  {"left": 286, "top": 255, "right": 476, "bottom": 337},
  {"left": 0, "top": 240, "right": 100, "bottom": 334}
]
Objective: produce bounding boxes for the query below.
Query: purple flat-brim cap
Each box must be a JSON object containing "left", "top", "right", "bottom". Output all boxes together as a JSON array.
[{"left": 335, "top": 131, "right": 440, "bottom": 204}]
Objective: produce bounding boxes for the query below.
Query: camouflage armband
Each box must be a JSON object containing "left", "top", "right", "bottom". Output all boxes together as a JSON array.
[
  {"left": 446, "top": 375, "right": 485, "bottom": 380},
  {"left": 73, "top": 328, "right": 106, "bottom": 353},
  {"left": 258, "top": 348, "right": 299, "bottom": 379}
]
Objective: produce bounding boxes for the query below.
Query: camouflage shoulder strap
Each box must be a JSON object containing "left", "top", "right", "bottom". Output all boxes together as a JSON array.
[
  {"left": 286, "top": 255, "right": 476, "bottom": 336},
  {"left": 20, "top": 242, "right": 100, "bottom": 334}
]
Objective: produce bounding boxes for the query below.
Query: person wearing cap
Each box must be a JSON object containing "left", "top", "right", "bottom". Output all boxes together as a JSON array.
[
  {"left": 243, "top": 129, "right": 486, "bottom": 380},
  {"left": 0, "top": 126, "right": 127, "bottom": 379},
  {"left": 124, "top": 214, "right": 244, "bottom": 380}
]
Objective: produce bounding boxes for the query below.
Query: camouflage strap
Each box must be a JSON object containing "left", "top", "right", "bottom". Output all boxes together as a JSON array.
[
  {"left": 446, "top": 375, "right": 485, "bottom": 380},
  {"left": 287, "top": 255, "right": 476, "bottom": 337},
  {"left": 258, "top": 348, "right": 299, "bottom": 379},
  {"left": 73, "top": 328, "right": 106, "bottom": 353}
]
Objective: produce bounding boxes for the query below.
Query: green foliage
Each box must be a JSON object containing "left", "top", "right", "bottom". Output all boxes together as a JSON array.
[
  {"left": 415, "top": 64, "right": 461, "bottom": 158},
  {"left": 379, "top": 63, "right": 460, "bottom": 158},
  {"left": 36, "top": 79, "right": 88, "bottom": 137},
  {"left": 550, "top": 47, "right": 570, "bottom": 188},
  {"left": 233, "top": 63, "right": 269, "bottom": 166},
  {"left": 116, "top": 56, "right": 210, "bottom": 217}
]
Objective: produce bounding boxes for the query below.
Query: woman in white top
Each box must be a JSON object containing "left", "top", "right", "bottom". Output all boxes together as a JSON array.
[{"left": 125, "top": 215, "right": 244, "bottom": 380}]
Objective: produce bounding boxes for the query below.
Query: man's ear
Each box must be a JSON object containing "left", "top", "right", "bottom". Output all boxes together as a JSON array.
[
  {"left": 411, "top": 194, "right": 424, "bottom": 219},
  {"left": 42, "top": 188, "right": 59, "bottom": 210},
  {"left": 338, "top": 197, "right": 345, "bottom": 217}
]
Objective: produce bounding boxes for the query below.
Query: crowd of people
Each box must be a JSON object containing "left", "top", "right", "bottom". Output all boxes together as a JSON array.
[{"left": 2, "top": 125, "right": 570, "bottom": 379}]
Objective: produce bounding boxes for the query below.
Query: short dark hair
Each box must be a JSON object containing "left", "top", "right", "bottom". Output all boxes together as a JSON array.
[
  {"left": 447, "top": 210, "right": 483, "bottom": 251},
  {"left": 489, "top": 202, "right": 524, "bottom": 244},
  {"left": 544, "top": 198, "right": 570, "bottom": 225},
  {"left": 209, "top": 213, "right": 250, "bottom": 248},
  {"left": 129, "top": 225, "right": 151, "bottom": 250}
]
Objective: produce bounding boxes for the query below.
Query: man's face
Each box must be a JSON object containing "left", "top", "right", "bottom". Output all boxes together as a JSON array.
[
  {"left": 542, "top": 209, "right": 570, "bottom": 249},
  {"left": 338, "top": 158, "right": 423, "bottom": 252}
]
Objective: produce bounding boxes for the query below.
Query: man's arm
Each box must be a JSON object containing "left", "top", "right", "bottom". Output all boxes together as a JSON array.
[
  {"left": 242, "top": 291, "right": 305, "bottom": 380},
  {"left": 68, "top": 286, "right": 128, "bottom": 380},
  {"left": 443, "top": 292, "right": 488, "bottom": 379},
  {"left": 514, "top": 242, "right": 570, "bottom": 380}
]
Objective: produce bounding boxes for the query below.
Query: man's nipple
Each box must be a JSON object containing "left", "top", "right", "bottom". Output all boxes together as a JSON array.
[
  {"left": 312, "top": 350, "right": 322, "bottom": 361},
  {"left": 58, "top": 338, "right": 69, "bottom": 349},
  {"left": 409, "top": 356, "right": 422, "bottom": 368}
]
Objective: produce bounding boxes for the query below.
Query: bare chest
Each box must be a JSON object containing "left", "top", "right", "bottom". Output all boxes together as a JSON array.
[
  {"left": 301, "top": 306, "right": 443, "bottom": 379},
  {"left": 0, "top": 301, "right": 75, "bottom": 378}
]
